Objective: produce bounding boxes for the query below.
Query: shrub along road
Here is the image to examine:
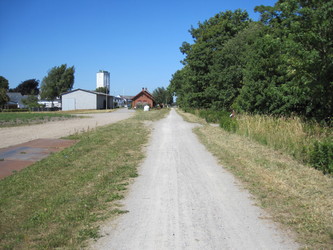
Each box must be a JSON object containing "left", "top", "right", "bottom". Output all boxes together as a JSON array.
[{"left": 91, "top": 109, "right": 299, "bottom": 249}]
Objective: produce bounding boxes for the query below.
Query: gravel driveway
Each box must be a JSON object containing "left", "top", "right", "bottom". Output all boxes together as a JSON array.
[
  {"left": 0, "top": 109, "right": 134, "bottom": 149},
  {"left": 91, "top": 109, "right": 299, "bottom": 250}
]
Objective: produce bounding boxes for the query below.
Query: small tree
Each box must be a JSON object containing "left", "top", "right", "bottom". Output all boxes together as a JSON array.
[
  {"left": 22, "top": 95, "right": 40, "bottom": 110},
  {"left": 40, "top": 64, "right": 75, "bottom": 101}
]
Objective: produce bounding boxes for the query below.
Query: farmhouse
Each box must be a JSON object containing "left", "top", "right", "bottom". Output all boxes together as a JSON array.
[
  {"left": 131, "top": 88, "right": 156, "bottom": 108},
  {"left": 6, "top": 92, "right": 29, "bottom": 109},
  {"left": 61, "top": 89, "right": 114, "bottom": 111}
]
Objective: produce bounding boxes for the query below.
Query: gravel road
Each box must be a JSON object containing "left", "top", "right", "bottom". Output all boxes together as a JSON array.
[
  {"left": 0, "top": 109, "right": 134, "bottom": 148},
  {"left": 91, "top": 109, "right": 299, "bottom": 250}
]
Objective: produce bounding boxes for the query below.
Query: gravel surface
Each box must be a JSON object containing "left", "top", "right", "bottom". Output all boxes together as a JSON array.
[
  {"left": 91, "top": 109, "right": 299, "bottom": 250},
  {"left": 0, "top": 109, "right": 134, "bottom": 149}
]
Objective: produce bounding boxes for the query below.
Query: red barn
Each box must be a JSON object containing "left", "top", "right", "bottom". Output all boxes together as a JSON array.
[{"left": 132, "top": 88, "right": 156, "bottom": 108}]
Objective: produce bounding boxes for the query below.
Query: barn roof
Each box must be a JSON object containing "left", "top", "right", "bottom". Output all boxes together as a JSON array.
[
  {"left": 131, "top": 88, "right": 155, "bottom": 101},
  {"left": 61, "top": 88, "right": 112, "bottom": 97}
]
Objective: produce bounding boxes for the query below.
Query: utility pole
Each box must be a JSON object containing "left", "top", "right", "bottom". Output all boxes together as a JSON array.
[{"left": 106, "top": 87, "right": 108, "bottom": 110}]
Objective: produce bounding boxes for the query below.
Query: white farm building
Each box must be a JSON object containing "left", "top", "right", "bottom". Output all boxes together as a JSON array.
[{"left": 61, "top": 89, "right": 114, "bottom": 111}]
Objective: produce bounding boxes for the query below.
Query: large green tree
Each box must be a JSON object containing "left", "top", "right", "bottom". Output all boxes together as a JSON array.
[
  {"left": 152, "top": 87, "right": 173, "bottom": 105},
  {"left": 172, "top": 9, "right": 251, "bottom": 109},
  {"left": 168, "top": 66, "right": 192, "bottom": 108},
  {"left": 169, "top": 1, "right": 332, "bottom": 121},
  {"left": 10, "top": 79, "right": 39, "bottom": 95},
  {"left": 251, "top": 0, "right": 333, "bottom": 120},
  {"left": 0, "top": 76, "right": 9, "bottom": 108},
  {"left": 40, "top": 64, "right": 75, "bottom": 100},
  {"left": 0, "top": 76, "right": 9, "bottom": 90}
]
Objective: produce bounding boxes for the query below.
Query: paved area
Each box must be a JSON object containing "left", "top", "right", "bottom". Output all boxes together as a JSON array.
[{"left": 0, "top": 139, "right": 76, "bottom": 179}]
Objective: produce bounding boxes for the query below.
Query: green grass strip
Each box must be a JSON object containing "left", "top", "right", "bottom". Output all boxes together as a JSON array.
[
  {"left": 0, "top": 109, "right": 170, "bottom": 249},
  {"left": 0, "top": 112, "right": 75, "bottom": 127}
]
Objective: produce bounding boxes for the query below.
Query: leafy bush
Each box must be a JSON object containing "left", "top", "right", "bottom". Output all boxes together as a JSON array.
[
  {"left": 183, "top": 108, "right": 238, "bottom": 132},
  {"left": 182, "top": 107, "right": 196, "bottom": 115},
  {"left": 310, "top": 138, "right": 333, "bottom": 174},
  {"left": 198, "top": 110, "right": 224, "bottom": 123},
  {"left": 220, "top": 115, "right": 238, "bottom": 133}
]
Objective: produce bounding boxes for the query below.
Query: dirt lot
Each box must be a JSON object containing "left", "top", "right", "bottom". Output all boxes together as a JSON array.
[
  {"left": 0, "top": 109, "right": 134, "bottom": 149},
  {"left": 91, "top": 109, "right": 299, "bottom": 249}
]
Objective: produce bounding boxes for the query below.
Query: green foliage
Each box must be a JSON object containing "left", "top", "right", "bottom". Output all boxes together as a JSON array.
[
  {"left": 10, "top": 79, "right": 39, "bottom": 95},
  {"left": 189, "top": 109, "right": 239, "bottom": 132},
  {"left": 219, "top": 115, "right": 238, "bottom": 133},
  {"left": 0, "top": 112, "right": 73, "bottom": 127},
  {"left": 40, "top": 64, "right": 75, "bottom": 100},
  {"left": 22, "top": 95, "right": 41, "bottom": 109},
  {"left": 169, "top": 1, "right": 333, "bottom": 122},
  {"left": 0, "top": 88, "right": 9, "bottom": 108},
  {"left": 310, "top": 139, "right": 333, "bottom": 175},
  {"left": 171, "top": 9, "right": 251, "bottom": 110},
  {"left": 152, "top": 87, "right": 173, "bottom": 105},
  {"left": 0, "top": 76, "right": 9, "bottom": 90},
  {"left": 95, "top": 87, "right": 109, "bottom": 94}
]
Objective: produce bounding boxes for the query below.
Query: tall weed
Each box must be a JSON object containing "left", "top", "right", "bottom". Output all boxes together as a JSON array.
[
  {"left": 182, "top": 109, "right": 333, "bottom": 174},
  {"left": 235, "top": 114, "right": 332, "bottom": 174},
  {"left": 310, "top": 139, "right": 333, "bottom": 174}
]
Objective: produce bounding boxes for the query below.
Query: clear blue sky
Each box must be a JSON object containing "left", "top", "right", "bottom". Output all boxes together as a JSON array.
[{"left": 0, "top": 0, "right": 276, "bottom": 96}]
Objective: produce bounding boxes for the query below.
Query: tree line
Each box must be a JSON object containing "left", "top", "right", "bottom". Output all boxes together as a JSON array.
[
  {"left": 0, "top": 64, "right": 75, "bottom": 108},
  {"left": 168, "top": 0, "right": 333, "bottom": 122}
]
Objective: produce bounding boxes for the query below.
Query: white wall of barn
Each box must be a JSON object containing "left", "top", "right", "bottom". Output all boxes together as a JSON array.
[{"left": 62, "top": 90, "right": 97, "bottom": 111}]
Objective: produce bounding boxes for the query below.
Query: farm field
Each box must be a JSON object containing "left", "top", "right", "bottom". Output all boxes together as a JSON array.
[{"left": 0, "top": 112, "right": 75, "bottom": 127}]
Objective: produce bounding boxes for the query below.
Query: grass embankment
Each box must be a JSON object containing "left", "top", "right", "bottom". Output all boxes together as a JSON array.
[
  {"left": 0, "top": 112, "right": 76, "bottom": 127},
  {"left": 0, "top": 109, "right": 170, "bottom": 249},
  {"left": 235, "top": 115, "right": 332, "bottom": 174},
  {"left": 186, "top": 109, "right": 333, "bottom": 174},
  {"left": 178, "top": 110, "right": 333, "bottom": 249}
]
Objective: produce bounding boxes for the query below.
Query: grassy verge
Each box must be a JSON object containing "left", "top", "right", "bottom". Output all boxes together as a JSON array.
[
  {"left": 0, "top": 112, "right": 76, "bottom": 127},
  {"left": 182, "top": 108, "right": 333, "bottom": 174},
  {"left": 235, "top": 114, "right": 332, "bottom": 174},
  {"left": 0, "top": 109, "right": 170, "bottom": 249},
  {"left": 177, "top": 109, "right": 333, "bottom": 249}
]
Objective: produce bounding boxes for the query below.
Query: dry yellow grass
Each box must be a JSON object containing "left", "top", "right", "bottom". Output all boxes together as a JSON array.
[
  {"left": 235, "top": 114, "right": 331, "bottom": 162},
  {"left": 178, "top": 110, "right": 333, "bottom": 249}
]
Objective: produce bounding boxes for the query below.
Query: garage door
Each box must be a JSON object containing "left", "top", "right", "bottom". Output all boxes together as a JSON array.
[{"left": 62, "top": 98, "right": 75, "bottom": 111}]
